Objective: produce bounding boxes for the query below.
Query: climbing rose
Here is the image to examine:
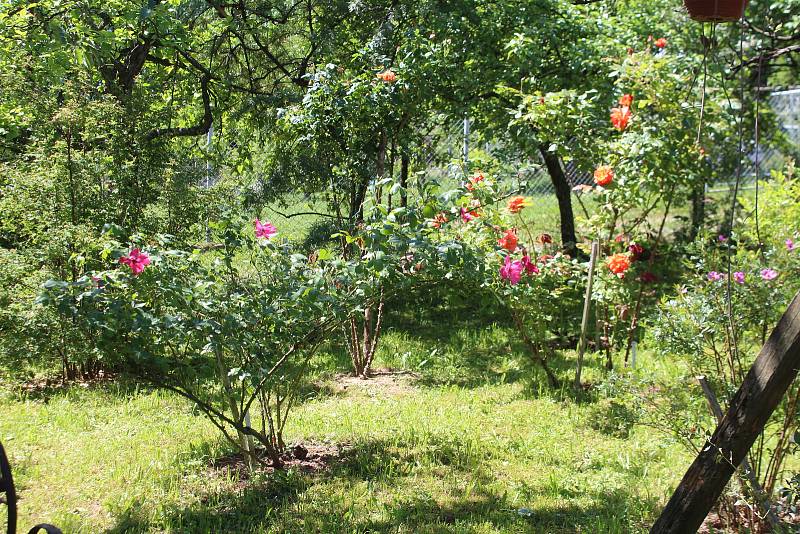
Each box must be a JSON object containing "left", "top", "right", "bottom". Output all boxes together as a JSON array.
[
  {"left": 593, "top": 165, "right": 614, "bottom": 186},
  {"left": 460, "top": 207, "right": 479, "bottom": 222},
  {"left": 619, "top": 94, "right": 633, "bottom": 107},
  {"left": 628, "top": 242, "right": 644, "bottom": 260},
  {"left": 538, "top": 233, "right": 553, "bottom": 245},
  {"left": 119, "top": 249, "right": 151, "bottom": 276},
  {"left": 254, "top": 218, "right": 278, "bottom": 240},
  {"left": 498, "top": 229, "right": 518, "bottom": 252},
  {"left": 431, "top": 213, "right": 448, "bottom": 229},
  {"left": 787, "top": 238, "right": 795, "bottom": 251},
  {"left": 521, "top": 255, "right": 539, "bottom": 275},
  {"left": 655, "top": 38, "right": 667, "bottom": 49},
  {"left": 610, "top": 106, "right": 631, "bottom": 131},
  {"left": 607, "top": 253, "right": 631, "bottom": 276},
  {"left": 376, "top": 70, "right": 396, "bottom": 82},
  {"left": 499, "top": 256, "right": 523, "bottom": 285},
  {"left": 760, "top": 268, "right": 778, "bottom": 281},
  {"left": 507, "top": 196, "right": 528, "bottom": 214},
  {"left": 734, "top": 271, "right": 746, "bottom": 284},
  {"left": 707, "top": 271, "right": 723, "bottom": 282}
]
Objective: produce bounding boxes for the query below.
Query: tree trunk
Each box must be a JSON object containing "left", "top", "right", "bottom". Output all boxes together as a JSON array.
[
  {"left": 689, "top": 179, "right": 705, "bottom": 241},
  {"left": 538, "top": 145, "right": 578, "bottom": 257}
]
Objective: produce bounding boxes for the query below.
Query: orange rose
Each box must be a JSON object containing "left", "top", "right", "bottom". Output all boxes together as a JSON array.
[
  {"left": 593, "top": 165, "right": 614, "bottom": 186},
  {"left": 498, "top": 229, "right": 518, "bottom": 252},
  {"left": 507, "top": 196, "right": 527, "bottom": 214},
  {"left": 619, "top": 94, "right": 633, "bottom": 107},
  {"left": 610, "top": 106, "right": 631, "bottom": 131},
  {"left": 431, "top": 213, "right": 448, "bottom": 229},
  {"left": 466, "top": 172, "right": 485, "bottom": 191},
  {"left": 607, "top": 253, "right": 631, "bottom": 276},
  {"left": 376, "top": 70, "right": 397, "bottom": 82},
  {"left": 655, "top": 38, "right": 667, "bottom": 49}
]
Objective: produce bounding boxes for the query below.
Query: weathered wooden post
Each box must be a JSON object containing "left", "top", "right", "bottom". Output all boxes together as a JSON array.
[
  {"left": 574, "top": 241, "right": 599, "bottom": 389},
  {"left": 696, "top": 375, "right": 779, "bottom": 528},
  {"left": 651, "top": 290, "right": 800, "bottom": 533}
]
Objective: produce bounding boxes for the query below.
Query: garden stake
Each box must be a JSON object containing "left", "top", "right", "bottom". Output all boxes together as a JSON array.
[
  {"left": 695, "top": 375, "right": 779, "bottom": 528},
  {"left": 574, "top": 241, "right": 599, "bottom": 389}
]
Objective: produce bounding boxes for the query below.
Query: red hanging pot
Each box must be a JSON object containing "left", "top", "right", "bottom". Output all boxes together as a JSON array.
[{"left": 683, "top": 0, "right": 748, "bottom": 21}]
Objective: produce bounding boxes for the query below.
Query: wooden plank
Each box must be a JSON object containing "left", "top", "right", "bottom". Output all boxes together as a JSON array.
[{"left": 651, "top": 290, "right": 800, "bottom": 533}]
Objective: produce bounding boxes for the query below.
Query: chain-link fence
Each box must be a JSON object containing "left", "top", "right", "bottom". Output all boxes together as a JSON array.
[
  {"left": 420, "top": 117, "right": 592, "bottom": 197},
  {"left": 425, "top": 88, "right": 799, "bottom": 196}
]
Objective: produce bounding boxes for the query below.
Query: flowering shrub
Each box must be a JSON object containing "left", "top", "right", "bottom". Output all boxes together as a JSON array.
[
  {"left": 424, "top": 171, "right": 585, "bottom": 386},
  {"left": 650, "top": 168, "right": 800, "bottom": 508},
  {"left": 41, "top": 217, "right": 360, "bottom": 468}
]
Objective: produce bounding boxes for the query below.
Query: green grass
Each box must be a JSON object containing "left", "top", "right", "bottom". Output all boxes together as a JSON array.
[{"left": 0, "top": 314, "right": 692, "bottom": 533}]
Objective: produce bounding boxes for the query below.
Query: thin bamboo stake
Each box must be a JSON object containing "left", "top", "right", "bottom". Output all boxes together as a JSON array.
[{"left": 574, "top": 241, "right": 599, "bottom": 389}]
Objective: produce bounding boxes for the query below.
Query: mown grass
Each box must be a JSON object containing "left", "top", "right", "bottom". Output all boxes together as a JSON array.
[{"left": 0, "top": 311, "right": 692, "bottom": 533}]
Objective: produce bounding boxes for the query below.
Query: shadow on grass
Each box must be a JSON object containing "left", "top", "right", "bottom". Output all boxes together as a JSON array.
[{"left": 104, "top": 435, "right": 659, "bottom": 533}]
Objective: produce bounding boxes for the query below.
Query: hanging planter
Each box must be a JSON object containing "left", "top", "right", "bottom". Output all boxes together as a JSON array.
[{"left": 683, "top": 0, "right": 748, "bottom": 21}]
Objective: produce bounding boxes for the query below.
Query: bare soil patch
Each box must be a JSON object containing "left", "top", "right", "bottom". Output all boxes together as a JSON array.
[{"left": 329, "top": 367, "right": 420, "bottom": 395}]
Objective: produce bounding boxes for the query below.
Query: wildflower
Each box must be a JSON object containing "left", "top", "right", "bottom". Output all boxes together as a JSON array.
[
  {"left": 619, "top": 94, "right": 633, "bottom": 107},
  {"left": 760, "top": 268, "right": 778, "bottom": 281},
  {"left": 119, "top": 248, "right": 151, "bottom": 276},
  {"left": 507, "top": 196, "right": 528, "bottom": 214},
  {"left": 499, "top": 256, "right": 523, "bottom": 285},
  {"left": 787, "top": 238, "right": 795, "bottom": 251},
  {"left": 629, "top": 242, "right": 644, "bottom": 260},
  {"left": 538, "top": 233, "right": 553, "bottom": 245},
  {"left": 594, "top": 165, "right": 614, "bottom": 186},
  {"left": 655, "top": 38, "right": 667, "bottom": 49},
  {"left": 254, "top": 218, "right": 278, "bottom": 240},
  {"left": 607, "top": 253, "right": 631, "bottom": 276},
  {"left": 707, "top": 271, "right": 723, "bottom": 282},
  {"left": 498, "top": 229, "right": 518, "bottom": 252},
  {"left": 521, "top": 255, "right": 539, "bottom": 275},
  {"left": 466, "top": 172, "right": 485, "bottom": 191},
  {"left": 639, "top": 271, "right": 658, "bottom": 284},
  {"left": 376, "top": 70, "right": 396, "bottom": 82},
  {"left": 431, "top": 213, "right": 448, "bottom": 229},
  {"left": 610, "top": 106, "right": 631, "bottom": 131},
  {"left": 734, "top": 271, "right": 746, "bottom": 284}
]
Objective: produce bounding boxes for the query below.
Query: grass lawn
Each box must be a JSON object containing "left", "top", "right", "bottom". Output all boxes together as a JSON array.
[{"left": 0, "top": 315, "right": 692, "bottom": 533}]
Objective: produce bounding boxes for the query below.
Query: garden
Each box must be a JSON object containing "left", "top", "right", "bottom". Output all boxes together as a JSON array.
[{"left": 1, "top": 0, "right": 800, "bottom": 532}]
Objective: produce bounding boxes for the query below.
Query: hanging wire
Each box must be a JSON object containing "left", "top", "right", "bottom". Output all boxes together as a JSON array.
[
  {"left": 696, "top": 23, "right": 712, "bottom": 146},
  {"left": 754, "top": 52, "right": 764, "bottom": 260},
  {"left": 724, "top": 19, "right": 747, "bottom": 378}
]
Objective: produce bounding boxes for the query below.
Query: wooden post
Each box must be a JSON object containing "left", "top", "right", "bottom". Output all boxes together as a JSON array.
[
  {"left": 695, "top": 375, "right": 779, "bottom": 528},
  {"left": 574, "top": 241, "right": 599, "bottom": 389},
  {"left": 651, "top": 290, "right": 800, "bottom": 533}
]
